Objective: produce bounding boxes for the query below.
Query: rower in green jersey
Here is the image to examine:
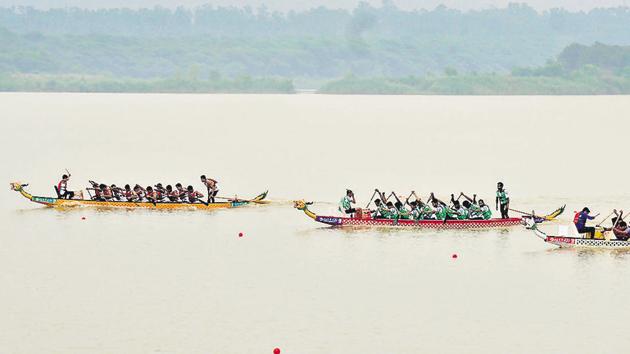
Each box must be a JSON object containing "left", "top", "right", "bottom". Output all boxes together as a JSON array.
[
  {"left": 386, "top": 201, "right": 399, "bottom": 219},
  {"left": 421, "top": 203, "right": 435, "bottom": 219},
  {"left": 409, "top": 201, "right": 421, "bottom": 220},
  {"left": 396, "top": 202, "right": 410, "bottom": 219},
  {"left": 460, "top": 192, "right": 493, "bottom": 220},
  {"left": 390, "top": 192, "right": 410, "bottom": 219},
  {"left": 373, "top": 198, "right": 391, "bottom": 219},
  {"left": 455, "top": 201, "right": 469, "bottom": 220},
  {"left": 462, "top": 200, "right": 479, "bottom": 219},
  {"left": 409, "top": 199, "right": 434, "bottom": 220},
  {"left": 479, "top": 199, "right": 492, "bottom": 220},
  {"left": 449, "top": 194, "right": 468, "bottom": 220},
  {"left": 406, "top": 191, "right": 422, "bottom": 220},
  {"left": 426, "top": 193, "right": 448, "bottom": 220}
]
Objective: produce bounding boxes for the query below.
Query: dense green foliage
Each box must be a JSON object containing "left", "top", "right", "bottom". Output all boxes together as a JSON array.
[
  {"left": 320, "top": 43, "right": 630, "bottom": 94},
  {"left": 0, "top": 73, "right": 295, "bottom": 93},
  {"left": 0, "top": 4, "right": 629, "bottom": 80},
  {"left": 319, "top": 73, "right": 630, "bottom": 95}
]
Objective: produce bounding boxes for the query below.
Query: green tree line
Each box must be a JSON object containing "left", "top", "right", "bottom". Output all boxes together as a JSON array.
[
  {"left": 0, "top": 3, "right": 629, "bottom": 80},
  {"left": 319, "top": 43, "right": 630, "bottom": 94}
]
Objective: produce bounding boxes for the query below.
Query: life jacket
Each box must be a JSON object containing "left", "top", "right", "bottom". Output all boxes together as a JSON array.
[
  {"left": 57, "top": 180, "right": 66, "bottom": 193},
  {"left": 573, "top": 212, "right": 580, "bottom": 225}
]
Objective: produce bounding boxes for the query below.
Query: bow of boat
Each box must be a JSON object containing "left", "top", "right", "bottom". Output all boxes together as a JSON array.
[
  {"left": 293, "top": 200, "right": 319, "bottom": 220},
  {"left": 9, "top": 182, "right": 56, "bottom": 206}
]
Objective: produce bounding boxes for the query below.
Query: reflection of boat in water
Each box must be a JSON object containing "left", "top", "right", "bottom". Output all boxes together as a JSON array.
[
  {"left": 10, "top": 182, "right": 268, "bottom": 210},
  {"left": 293, "top": 200, "right": 564, "bottom": 230},
  {"left": 524, "top": 218, "right": 630, "bottom": 250}
]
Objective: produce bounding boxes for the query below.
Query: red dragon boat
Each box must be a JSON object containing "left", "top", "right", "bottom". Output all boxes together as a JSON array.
[{"left": 293, "top": 200, "right": 564, "bottom": 230}]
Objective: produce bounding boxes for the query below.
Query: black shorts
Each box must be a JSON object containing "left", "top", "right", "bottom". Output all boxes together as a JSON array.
[{"left": 60, "top": 191, "right": 74, "bottom": 199}]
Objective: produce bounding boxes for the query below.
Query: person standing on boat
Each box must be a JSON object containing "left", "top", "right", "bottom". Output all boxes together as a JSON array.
[
  {"left": 574, "top": 207, "right": 599, "bottom": 239},
  {"left": 495, "top": 182, "right": 510, "bottom": 219},
  {"left": 201, "top": 175, "right": 219, "bottom": 203},
  {"left": 339, "top": 189, "right": 357, "bottom": 216},
  {"left": 57, "top": 173, "right": 75, "bottom": 199}
]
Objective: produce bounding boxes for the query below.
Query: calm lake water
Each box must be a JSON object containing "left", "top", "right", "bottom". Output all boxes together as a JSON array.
[{"left": 1, "top": 93, "right": 630, "bottom": 354}]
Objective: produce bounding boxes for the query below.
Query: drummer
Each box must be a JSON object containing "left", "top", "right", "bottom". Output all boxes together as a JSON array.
[
  {"left": 56, "top": 173, "right": 75, "bottom": 199},
  {"left": 339, "top": 189, "right": 357, "bottom": 216},
  {"left": 574, "top": 207, "right": 599, "bottom": 239}
]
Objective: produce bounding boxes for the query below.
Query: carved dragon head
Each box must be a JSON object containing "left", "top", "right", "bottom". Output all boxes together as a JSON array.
[
  {"left": 293, "top": 200, "right": 307, "bottom": 210},
  {"left": 9, "top": 182, "right": 23, "bottom": 191}
]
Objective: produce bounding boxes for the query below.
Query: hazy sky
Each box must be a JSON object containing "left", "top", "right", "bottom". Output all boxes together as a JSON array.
[{"left": 0, "top": 0, "right": 627, "bottom": 11}]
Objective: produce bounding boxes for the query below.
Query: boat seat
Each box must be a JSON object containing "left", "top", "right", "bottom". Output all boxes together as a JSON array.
[
  {"left": 559, "top": 224, "right": 590, "bottom": 238},
  {"left": 54, "top": 185, "right": 61, "bottom": 198}
]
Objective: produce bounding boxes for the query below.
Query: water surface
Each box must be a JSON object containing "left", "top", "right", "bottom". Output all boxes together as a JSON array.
[{"left": 1, "top": 94, "right": 629, "bottom": 354}]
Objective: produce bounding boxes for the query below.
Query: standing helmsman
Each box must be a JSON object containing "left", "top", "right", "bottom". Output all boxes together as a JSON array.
[
  {"left": 200, "top": 175, "right": 219, "bottom": 203},
  {"left": 495, "top": 182, "right": 510, "bottom": 219},
  {"left": 339, "top": 189, "right": 357, "bottom": 216},
  {"left": 57, "top": 173, "right": 75, "bottom": 199}
]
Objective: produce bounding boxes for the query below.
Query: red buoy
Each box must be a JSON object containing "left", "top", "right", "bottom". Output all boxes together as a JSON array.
[
  {"left": 452, "top": 254, "right": 458, "bottom": 259},
  {"left": 81, "top": 217, "right": 86, "bottom": 220},
  {"left": 238, "top": 232, "right": 244, "bottom": 237},
  {"left": 273, "top": 348, "right": 280, "bottom": 354}
]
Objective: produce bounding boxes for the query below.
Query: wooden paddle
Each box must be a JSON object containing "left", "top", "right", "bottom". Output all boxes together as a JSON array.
[
  {"left": 365, "top": 189, "right": 378, "bottom": 209},
  {"left": 215, "top": 195, "right": 267, "bottom": 204},
  {"left": 404, "top": 191, "right": 416, "bottom": 206},
  {"left": 596, "top": 210, "right": 615, "bottom": 227},
  {"left": 509, "top": 208, "right": 543, "bottom": 219}
]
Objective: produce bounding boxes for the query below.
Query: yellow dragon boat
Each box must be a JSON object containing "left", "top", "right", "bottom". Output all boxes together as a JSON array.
[{"left": 10, "top": 182, "right": 267, "bottom": 210}]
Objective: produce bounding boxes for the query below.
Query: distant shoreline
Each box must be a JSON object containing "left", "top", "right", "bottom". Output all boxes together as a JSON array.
[{"left": 1, "top": 75, "right": 628, "bottom": 95}]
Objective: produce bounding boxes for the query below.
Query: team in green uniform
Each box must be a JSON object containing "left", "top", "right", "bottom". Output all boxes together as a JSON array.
[{"left": 344, "top": 189, "right": 494, "bottom": 221}]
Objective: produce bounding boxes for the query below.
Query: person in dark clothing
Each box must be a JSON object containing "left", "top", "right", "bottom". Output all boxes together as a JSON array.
[{"left": 574, "top": 207, "right": 599, "bottom": 239}]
